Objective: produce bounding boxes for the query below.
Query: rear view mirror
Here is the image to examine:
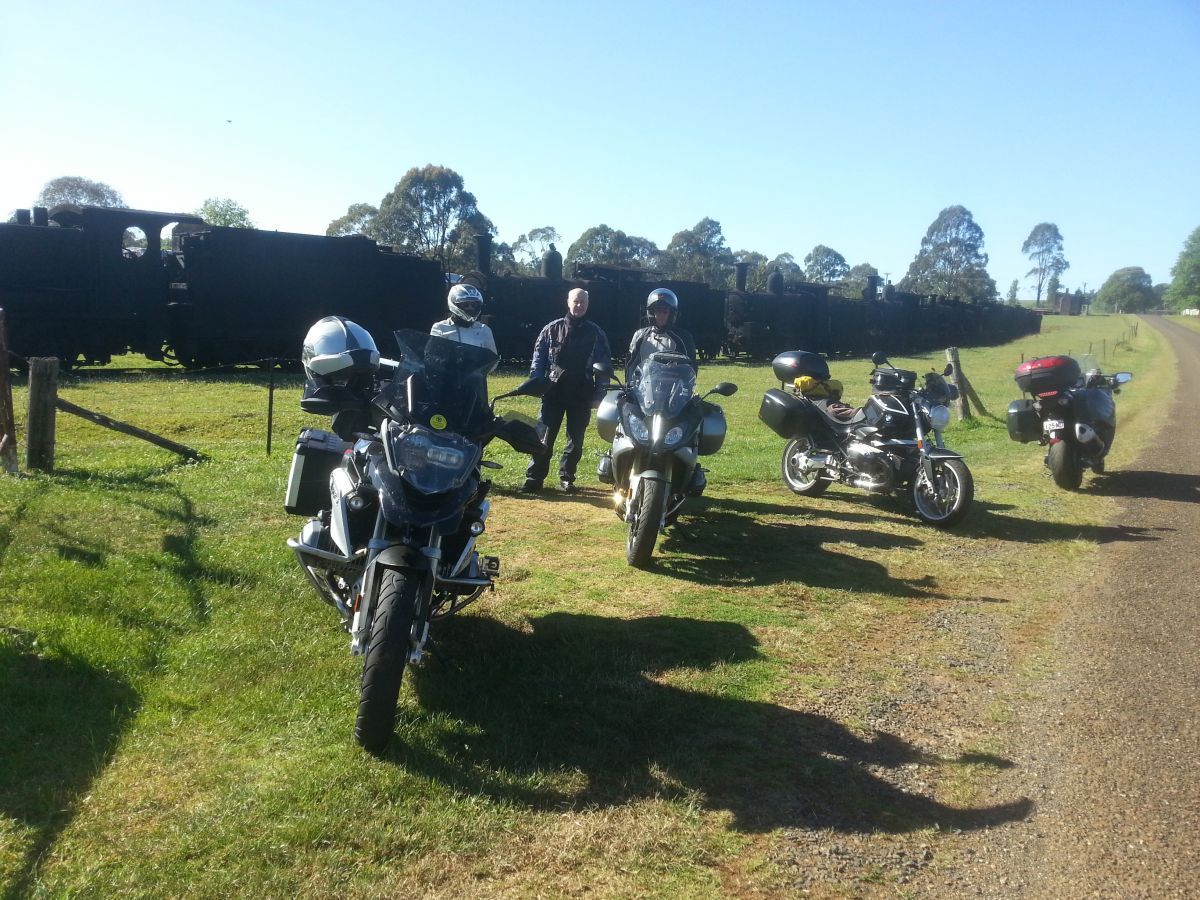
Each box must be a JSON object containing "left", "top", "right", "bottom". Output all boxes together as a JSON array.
[
  {"left": 708, "top": 382, "right": 738, "bottom": 397},
  {"left": 942, "top": 363, "right": 954, "bottom": 377},
  {"left": 592, "top": 361, "right": 615, "bottom": 380},
  {"left": 871, "top": 351, "right": 888, "bottom": 366},
  {"left": 1112, "top": 372, "right": 1133, "bottom": 385}
]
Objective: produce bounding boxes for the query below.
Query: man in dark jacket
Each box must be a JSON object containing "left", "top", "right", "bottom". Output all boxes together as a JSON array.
[{"left": 521, "top": 288, "right": 612, "bottom": 493}]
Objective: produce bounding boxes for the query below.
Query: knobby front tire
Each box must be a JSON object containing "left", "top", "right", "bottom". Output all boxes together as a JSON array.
[{"left": 354, "top": 568, "right": 420, "bottom": 755}]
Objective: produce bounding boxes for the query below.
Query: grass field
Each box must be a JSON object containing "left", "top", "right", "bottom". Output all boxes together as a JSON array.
[{"left": 0, "top": 314, "right": 1170, "bottom": 897}]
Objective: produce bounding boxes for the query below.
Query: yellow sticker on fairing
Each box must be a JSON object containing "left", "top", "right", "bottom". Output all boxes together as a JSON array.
[{"left": 430, "top": 414, "right": 448, "bottom": 430}]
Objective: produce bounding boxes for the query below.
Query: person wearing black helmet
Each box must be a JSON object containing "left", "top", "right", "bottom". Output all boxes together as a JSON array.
[
  {"left": 431, "top": 283, "right": 497, "bottom": 356},
  {"left": 625, "top": 288, "right": 697, "bottom": 385},
  {"left": 617, "top": 288, "right": 706, "bottom": 494}
]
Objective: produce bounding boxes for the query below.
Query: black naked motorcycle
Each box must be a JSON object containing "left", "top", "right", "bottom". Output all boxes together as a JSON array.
[
  {"left": 1007, "top": 354, "right": 1132, "bottom": 490},
  {"left": 758, "top": 350, "right": 974, "bottom": 527},
  {"left": 593, "top": 353, "right": 738, "bottom": 567},
  {"left": 285, "top": 328, "right": 545, "bottom": 754}
]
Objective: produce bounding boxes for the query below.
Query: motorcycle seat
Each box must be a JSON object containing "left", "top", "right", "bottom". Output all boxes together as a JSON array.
[{"left": 814, "top": 399, "right": 866, "bottom": 427}]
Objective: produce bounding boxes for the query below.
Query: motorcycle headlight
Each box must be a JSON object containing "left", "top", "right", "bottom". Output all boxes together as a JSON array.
[
  {"left": 663, "top": 425, "right": 685, "bottom": 447},
  {"left": 927, "top": 403, "right": 951, "bottom": 432},
  {"left": 624, "top": 410, "right": 650, "bottom": 443},
  {"left": 389, "top": 425, "right": 478, "bottom": 493}
]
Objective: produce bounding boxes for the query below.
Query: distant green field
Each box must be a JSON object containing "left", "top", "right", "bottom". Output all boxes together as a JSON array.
[{"left": 0, "top": 314, "right": 1169, "bottom": 897}]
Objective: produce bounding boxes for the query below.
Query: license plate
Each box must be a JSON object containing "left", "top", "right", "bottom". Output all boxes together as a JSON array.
[{"left": 1043, "top": 418, "right": 1065, "bottom": 431}]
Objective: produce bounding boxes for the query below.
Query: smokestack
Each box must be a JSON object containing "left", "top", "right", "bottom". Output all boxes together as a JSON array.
[
  {"left": 474, "top": 233, "right": 493, "bottom": 277},
  {"left": 32, "top": 207, "right": 49, "bottom": 226},
  {"left": 15, "top": 209, "right": 31, "bottom": 225},
  {"left": 734, "top": 262, "right": 749, "bottom": 292}
]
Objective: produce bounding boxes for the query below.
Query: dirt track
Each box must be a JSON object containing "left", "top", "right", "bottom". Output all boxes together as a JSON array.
[{"left": 945, "top": 316, "right": 1200, "bottom": 897}]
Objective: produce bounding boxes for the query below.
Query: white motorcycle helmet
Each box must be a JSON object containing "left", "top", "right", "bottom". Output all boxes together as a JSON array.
[
  {"left": 447, "top": 283, "right": 485, "bottom": 324},
  {"left": 301, "top": 316, "right": 379, "bottom": 387}
]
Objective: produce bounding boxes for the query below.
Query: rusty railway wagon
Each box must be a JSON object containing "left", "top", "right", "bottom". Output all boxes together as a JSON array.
[{"left": 1, "top": 205, "right": 1040, "bottom": 370}]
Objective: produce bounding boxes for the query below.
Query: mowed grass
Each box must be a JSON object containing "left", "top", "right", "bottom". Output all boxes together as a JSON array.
[{"left": 0, "top": 314, "right": 1171, "bottom": 897}]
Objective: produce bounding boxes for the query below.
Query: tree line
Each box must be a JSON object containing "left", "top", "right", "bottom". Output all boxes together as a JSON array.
[{"left": 17, "top": 173, "right": 1200, "bottom": 312}]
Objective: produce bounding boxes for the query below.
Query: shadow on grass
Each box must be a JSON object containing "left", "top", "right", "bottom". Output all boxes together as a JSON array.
[
  {"left": 652, "top": 497, "right": 942, "bottom": 598},
  {"left": 394, "top": 613, "right": 1030, "bottom": 834},
  {"left": 1086, "top": 469, "right": 1200, "bottom": 503},
  {"left": 33, "top": 470, "right": 240, "bottom": 625},
  {"left": 960, "top": 499, "right": 1168, "bottom": 545},
  {"left": 0, "top": 632, "right": 140, "bottom": 899}
]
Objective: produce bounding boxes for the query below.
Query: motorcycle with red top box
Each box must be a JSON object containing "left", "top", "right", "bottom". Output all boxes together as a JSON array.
[{"left": 1007, "top": 354, "right": 1132, "bottom": 489}]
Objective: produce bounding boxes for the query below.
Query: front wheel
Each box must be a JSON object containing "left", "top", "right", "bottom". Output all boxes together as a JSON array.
[
  {"left": 782, "top": 437, "right": 831, "bottom": 496},
  {"left": 354, "top": 568, "right": 421, "bottom": 755},
  {"left": 910, "top": 457, "right": 973, "bottom": 527},
  {"left": 626, "top": 477, "right": 667, "bottom": 568},
  {"left": 1047, "top": 440, "right": 1084, "bottom": 490}
]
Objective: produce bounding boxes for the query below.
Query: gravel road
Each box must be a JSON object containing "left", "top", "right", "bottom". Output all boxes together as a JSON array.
[{"left": 944, "top": 315, "right": 1200, "bottom": 898}]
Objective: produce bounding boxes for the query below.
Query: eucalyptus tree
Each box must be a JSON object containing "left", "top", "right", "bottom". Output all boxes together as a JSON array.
[
  {"left": 843, "top": 262, "right": 880, "bottom": 300},
  {"left": 1164, "top": 225, "right": 1200, "bottom": 311},
  {"left": 1022, "top": 222, "right": 1069, "bottom": 307},
  {"left": 733, "top": 249, "right": 768, "bottom": 290},
  {"left": 36, "top": 175, "right": 126, "bottom": 209},
  {"left": 195, "top": 197, "right": 254, "bottom": 228},
  {"left": 326, "top": 203, "right": 379, "bottom": 238},
  {"left": 1094, "top": 267, "right": 1156, "bottom": 313},
  {"left": 660, "top": 217, "right": 735, "bottom": 288},
  {"left": 373, "top": 165, "right": 490, "bottom": 269},
  {"left": 565, "top": 225, "right": 660, "bottom": 273},
  {"left": 512, "top": 226, "right": 561, "bottom": 274},
  {"left": 899, "top": 205, "right": 997, "bottom": 302},
  {"left": 803, "top": 245, "right": 849, "bottom": 283}
]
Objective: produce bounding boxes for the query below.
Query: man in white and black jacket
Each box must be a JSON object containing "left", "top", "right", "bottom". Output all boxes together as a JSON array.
[{"left": 521, "top": 288, "right": 612, "bottom": 493}]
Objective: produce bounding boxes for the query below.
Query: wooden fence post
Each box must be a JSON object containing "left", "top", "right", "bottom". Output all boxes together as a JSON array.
[
  {"left": 945, "top": 347, "right": 972, "bottom": 421},
  {"left": 0, "top": 309, "right": 19, "bottom": 474},
  {"left": 26, "top": 357, "right": 59, "bottom": 472}
]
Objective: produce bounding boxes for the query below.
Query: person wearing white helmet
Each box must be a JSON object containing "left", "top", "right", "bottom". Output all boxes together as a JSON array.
[
  {"left": 625, "top": 288, "right": 696, "bottom": 384},
  {"left": 431, "top": 283, "right": 497, "bottom": 357}
]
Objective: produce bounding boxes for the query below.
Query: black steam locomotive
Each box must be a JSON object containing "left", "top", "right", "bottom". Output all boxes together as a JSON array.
[{"left": 0, "top": 205, "right": 1040, "bottom": 370}]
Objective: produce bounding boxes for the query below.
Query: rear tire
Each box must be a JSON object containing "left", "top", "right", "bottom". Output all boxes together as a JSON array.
[
  {"left": 626, "top": 477, "right": 667, "bottom": 568},
  {"left": 782, "top": 438, "right": 831, "bottom": 497},
  {"left": 911, "top": 458, "right": 973, "bottom": 527},
  {"left": 1047, "top": 440, "right": 1084, "bottom": 490},
  {"left": 354, "top": 568, "right": 420, "bottom": 755}
]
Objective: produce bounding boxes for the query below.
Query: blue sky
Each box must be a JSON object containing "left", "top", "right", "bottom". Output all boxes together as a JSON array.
[{"left": 2, "top": 1, "right": 1197, "bottom": 298}]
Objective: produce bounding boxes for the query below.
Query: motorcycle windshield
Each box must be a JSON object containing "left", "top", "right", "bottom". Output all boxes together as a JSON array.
[
  {"left": 635, "top": 353, "right": 696, "bottom": 417},
  {"left": 375, "top": 328, "right": 498, "bottom": 438}
]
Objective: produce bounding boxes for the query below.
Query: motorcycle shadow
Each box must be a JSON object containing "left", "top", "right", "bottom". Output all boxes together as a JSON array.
[
  {"left": 961, "top": 500, "right": 1168, "bottom": 545},
  {"left": 392, "top": 612, "right": 1031, "bottom": 834},
  {"left": 652, "top": 498, "right": 942, "bottom": 598},
  {"left": 1086, "top": 469, "right": 1200, "bottom": 503}
]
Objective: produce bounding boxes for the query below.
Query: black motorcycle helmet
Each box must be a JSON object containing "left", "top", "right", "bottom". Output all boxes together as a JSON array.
[{"left": 645, "top": 288, "right": 679, "bottom": 329}]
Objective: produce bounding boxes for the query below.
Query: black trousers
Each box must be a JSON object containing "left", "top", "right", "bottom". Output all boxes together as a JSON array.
[{"left": 526, "top": 395, "right": 592, "bottom": 484}]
